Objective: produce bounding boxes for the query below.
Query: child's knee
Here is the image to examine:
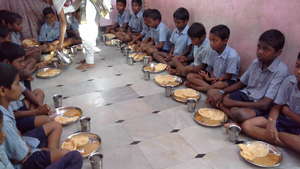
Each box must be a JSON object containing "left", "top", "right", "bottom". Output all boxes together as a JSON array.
[
  {"left": 241, "top": 120, "right": 252, "bottom": 133},
  {"left": 229, "top": 107, "right": 247, "bottom": 123},
  {"left": 186, "top": 73, "right": 195, "bottom": 81}
]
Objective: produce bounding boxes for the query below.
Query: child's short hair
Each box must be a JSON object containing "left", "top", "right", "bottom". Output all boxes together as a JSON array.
[
  {"left": 43, "top": 7, "right": 55, "bottom": 16},
  {"left": 188, "top": 22, "right": 206, "bottom": 38},
  {"left": 0, "top": 10, "right": 11, "bottom": 26},
  {"left": 259, "top": 29, "right": 285, "bottom": 51},
  {"left": 0, "top": 63, "right": 18, "bottom": 89},
  {"left": 132, "top": 0, "right": 142, "bottom": 6},
  {"left": 116, "top": 0, "right": 127, "bottom": 6},
  {"left": 143, "top": 9, "right": 152, "bottom": 18},
  {"left": 5, "top": 12, "right": 22, "bottom": 25},
  {"left": 0, "top": 42, "right": 25, "bottom": 62},
  {"left": 0, "top": 26, "right": 9, "bottom": 38},
  {"left": 173, "top": 7, "right": 189, "bottom": 21},
  {"left": 210, "top": 24, "right": 230, "bottom": 40},
  {"left": 148, "top": 9, "right": 161, "bottom": 21}
]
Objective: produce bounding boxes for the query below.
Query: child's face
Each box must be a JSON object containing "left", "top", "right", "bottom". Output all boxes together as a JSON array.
[
  {"left": 45, "top": 13, "right": 57, "bottom": 25},
  {"left": 0, "top": 74, "right": 22, "bottom": 103},
  {"left": 174, "top": 19, "right": 188, "bottom": 31},
  {"left": 11, "top": 56, "right": 26, "bottom": 72},
  {"left": 209, "top": 33, "right": 227, "bottom": 52},
  {"left": 10, "top": 19, "right": 22, "bottom": 32},
  {"left": 190, "top": 36, "right": 205, "bottom": 46},
  {"left": 256, "top": 41, "right": 280, "bottom": 64},
  {"left": 143, "top": 17, "right": 150, "bottom": 26},
  {"left": 148, "top": 18, "right": 160, "bottom": 28},
  {"left": 116, "top": 2, "right": 126, "bottom": 13},
  {"left": 132, "top": 2, "right": 142, "bottom": 14},
  {"left": 295, "top": 59, "right": 300, "bottom": 82}
]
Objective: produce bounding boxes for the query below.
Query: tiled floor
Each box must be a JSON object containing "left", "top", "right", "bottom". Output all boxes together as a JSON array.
[{"left": 32, "top": 43, "right": 300, "bottom": 169}]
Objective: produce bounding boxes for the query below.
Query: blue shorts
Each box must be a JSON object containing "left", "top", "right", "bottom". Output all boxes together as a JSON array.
[
  {"left": 24, "top": 127, "right": 48, "bottom": 148},
  {"left": 16, "top": 116, "right": 36, "bottom": 134},
  {"left": 276, "top": 114, "right": 300, "bottom": 135},
  {"left": 22, "top": 150, "right": 51, "bottom": 169},
  {"left": 45, "top": 151, "right": 83, "bottom": 169},
  {"left": 229, "top": 90, "right": 265, "bottom": 116}
]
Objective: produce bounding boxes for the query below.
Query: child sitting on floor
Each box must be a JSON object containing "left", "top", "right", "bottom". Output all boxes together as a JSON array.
[
  {"left": 242, "top": 53, "right": 300, "bottom": 154},
  {"left": 207, "top": 29, "right": 289, "bottom": 124},
  {"left": 186, "top": 25, "right": 240, "bottom": 92},
  {"left": 168, "top": 22, "right": 215, "bottom": 76},
  {"left": 106, "top": 0, "right": 131, "bottom": 33},
  {"left": 152, "top": 7, "right": 191, "bottom": 64},
  {"left": 0, "top": 63, "right": 83, "bottom": 169},
  {"left": 0, "top": 42, "right": 54, "bottom": 135},
  {"left": 129, "top": 8, "right": 152, "bottom": 44}
]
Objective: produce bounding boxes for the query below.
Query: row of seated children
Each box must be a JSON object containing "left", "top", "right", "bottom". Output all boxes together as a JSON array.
[
  {"left": 0, "top": 42, "right": 83, "bottom": 168},
  {"left": 109, "top": 3, "right": 300, "bottom": 154}
]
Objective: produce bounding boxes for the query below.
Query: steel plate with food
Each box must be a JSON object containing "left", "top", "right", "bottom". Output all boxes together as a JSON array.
[
  {"left": 36, "top": 67, "right": 62, "bottom": 79},
  {"left": 129, "top": 52, "right": 148, "bottom": 62},
  {"left": 61, "top": 132, "right": 101, "bottom": 158},
  {"left": 238, "top": 141, "right": 282, "bottom": 168},
  {"left": 154, "top": 74, "right": 182, "bottom": 87},
  {"left": 53, "top": 107, "right": 83, "bottom": 125},
  {"left": 143, "top": 63, "right": 168, "bottom": 73},
  {"left": 172, "top": 88, "right": 200, "bottom": 103},
  {"left": 194, "top": 108, "right": 228, "bottom": 127}
]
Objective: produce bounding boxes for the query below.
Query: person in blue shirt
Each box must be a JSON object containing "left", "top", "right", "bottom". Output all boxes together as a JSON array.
[
  {"left": 207, "top": 29, "right": 289, "bottom": 124},
  {"left": 0, "top": 110, "right": 14, "bottom": 169},
  {"left": 106, "top": 0, "right": 131, "bottom": 33},
  {"left": 242, "top": 54, "right": 300, "bottom": 153},
  {"left": 152, "top": 7, "right": 191, "bottom": 64},
  {"left": 128, "top": 0, "right": 144, "bottom": 33},
  {"left": 147, "top": 9, "right": 171, "bottom": 53},
  {"left": 186, "top": 25, "right": 240, "bottom": 93},
  {"left": 129, "top": 8, "right": 152, "bottom": 44},
  {"left": 0, "top": 63, "right": 83, "bottom": 169},
  {"left": 39, "top": 7, "right": 61, "bottom": 43}
]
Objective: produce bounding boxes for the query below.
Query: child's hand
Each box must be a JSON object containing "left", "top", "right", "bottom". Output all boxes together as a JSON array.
[
  {"left": 282, "top": 106, "right": 292, "bottom": 115},
  {"left": 199, "top": 71, "right": 209, "bottom": 80},
  {"left": 36, "top": 104, "right": 51, "bottom": 115},
  {"left": 207, "top": 89, "right": 224, "bottom": 107}
]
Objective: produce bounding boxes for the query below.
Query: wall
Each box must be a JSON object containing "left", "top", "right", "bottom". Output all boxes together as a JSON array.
[{"left": 147, "top": 0, "right": 300, "bottom": 72}]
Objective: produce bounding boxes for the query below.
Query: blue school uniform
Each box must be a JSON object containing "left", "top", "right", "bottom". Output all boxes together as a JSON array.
[
  {"left": 0, "top": 144, "right": 14, "bottom": 169},
  {"left": 10, "top": 32, "right": 22, "bottom": 45},
  {"left": 38, "top": 21, "right": 60, "bottom": 42},
  {"left": 128, "top": 9, "right": 144, "bottom": 33},
  {"left": 149, "top": 22, "right": 171, "bottom": 52},
  {"left": 169, "top": 25, "right": 191, "bottom": 56},
  {"left": 116, "top": 10, "right": 131, "bottom": 27}
]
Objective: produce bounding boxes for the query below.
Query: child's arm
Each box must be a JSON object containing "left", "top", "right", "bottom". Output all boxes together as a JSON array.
[
  {"left": 23, "top": 90, "right": 43, "bottom": 107},
  {"left": 14, "top": 104, "right": 51, "bottom": 118},
  {"left": 181, "top": 44, "right": 193, "bottom": 56},
  {"left": 217, "top": 73, "right": 233, "bottom": 81},
  {"left": 282, "top": 106, "right": 300, "bottom": 124},
  {"left": 155, "top": 42, "right": 165, "bottom": 50},
  {"left": 266, "top": 104, "right": 281, "bottom": 142}
]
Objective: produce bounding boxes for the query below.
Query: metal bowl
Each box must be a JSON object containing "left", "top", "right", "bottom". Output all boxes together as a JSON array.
[
  {"left": 52, "top": 106, "right": 83, "bottom": 126},
  {"left": 154, "top": 75, "right": 183, "bottom": 87},
  {"left": 171, "top": 89, "right": 201, "bottom": 103},
  {"left": 193, "top": 109, "right": 228, "bottom": 127}
]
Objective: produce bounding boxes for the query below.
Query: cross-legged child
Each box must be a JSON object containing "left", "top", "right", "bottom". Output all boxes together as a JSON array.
[
  {"left": 242, "top": 53, "right": 300, "bottom": 153},
  {"left": 168, "top": 22, "right": 216, "bottom": 77},
  {"left": 106, "top": 0, "right": 131, "bottom": 33},
  {"left": 186, "top": 25, "right": 240, "bottom": 92},
  {"left": 207, "top": 29, "right": 289, "bottom": 123},
  {"left": 0, "top": 63, "right": 83, "bottom": 169},
  {"left": 152, "top": 7, "right": 191, "bottom": 64}
]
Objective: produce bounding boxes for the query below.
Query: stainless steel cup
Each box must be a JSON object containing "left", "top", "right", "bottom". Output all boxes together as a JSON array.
[
  {"left": 187, "top": 98, "right": 197, "bottom": 113},
  {"left": 165, "top": 86, "right": 173, "bottom": 97},
  {"left": 144, "top": 70, "right": 150, "bottom": 81},
  {"left": 227, "top": 124, "right": 241, "bottom": 143},
  {"left": 143, "top": 56, "right": 150, "bottom": 66},
  {"left": 88, "top": 152, "right": 103, "bottom": 169},
  {"left": 127, "top": 55, "right": 134, "bottom": 65},
  {"left": 80, "top": 116, "right": 91, "bottom": 132},
  {"left": 53, "top": 94, "right": 63, "bottom": 108}
]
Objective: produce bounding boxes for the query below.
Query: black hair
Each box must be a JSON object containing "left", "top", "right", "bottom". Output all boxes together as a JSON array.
[
  {"left": 43, "top": 7, "right": 55, "bottom": 16},
  {"left": 210, "top": 24, "right": 230, "bottom": 40},
  {"left": 188, "top": 22, "right": 206, "bottom": 38},
  {"left": 259, "top": 29, "right": 285, "bottom": 51},
  {"left": 116, "top": 0, "right": 127, "bottom": 6},
  {"left": 0, "top": 42, "right": 25, "bottom": 62},
  {"left": 0, "top": 26, "right": 9, "bottom": 38},
  {"left": 132, "top": 0, "right": 142, "bottom": 6},
  {"left": 143, "top": 9, "right": 152, "bottom": 18},
  {"left": 148, "top": 9, "right": 161, "bottom": 21},
  {"left": 5, "top": 12, "right": 22, "bottom": 25},
  {"left": 0, "top": 10, "right": 11, "bottom": 26},
  {"left": 0, "top": 63, "right": 18, "bottom": 89},
  {"left": 173, "top": 7, "right": 189, "bottom": 21},
  {"left": 298, "top": 52, "right": 300, "bottom": 60}
]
